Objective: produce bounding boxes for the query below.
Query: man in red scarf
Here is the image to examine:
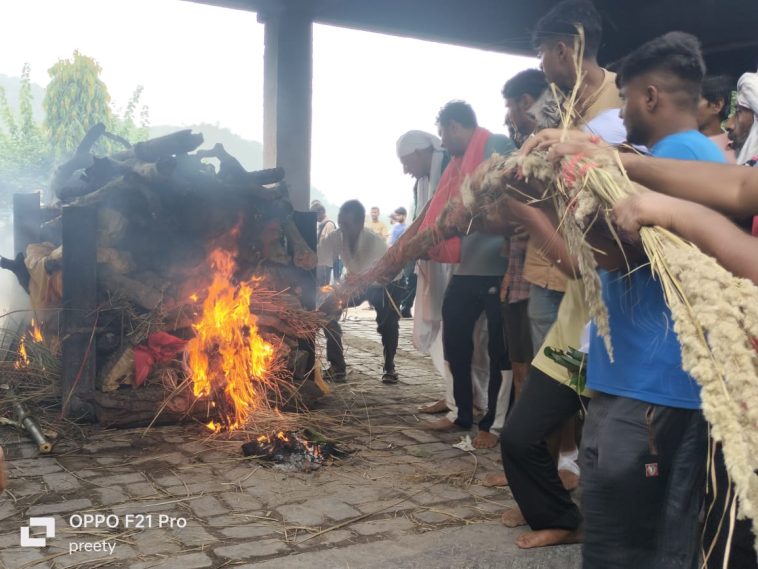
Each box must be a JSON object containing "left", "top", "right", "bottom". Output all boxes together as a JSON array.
[{"left": 422, "top": 101, "right": 516, "bottom": 449}]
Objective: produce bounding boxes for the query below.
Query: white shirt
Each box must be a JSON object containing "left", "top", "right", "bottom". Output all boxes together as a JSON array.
[{"left": 318, "top": 228, "right": 390, "bottom": 277}]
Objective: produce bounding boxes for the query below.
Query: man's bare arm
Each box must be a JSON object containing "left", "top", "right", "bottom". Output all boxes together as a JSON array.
[
  {"left": 621, "top": 154, "right": 758, "bottom": 216},
  {"left": 507, "top": 198, "right": 581, "bottom": 277},
  {"left": 614, "top": 191, "right": 758, "bottom": 284},
  {"left": 523, "top": 128, "right": 758, "bottom": 217}
]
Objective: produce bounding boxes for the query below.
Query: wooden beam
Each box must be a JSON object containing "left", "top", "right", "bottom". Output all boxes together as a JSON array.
[{"left": 61, "top": 205, "right": 98, "bottom": 420}]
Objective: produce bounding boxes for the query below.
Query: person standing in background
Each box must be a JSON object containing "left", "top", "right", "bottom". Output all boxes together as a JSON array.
[
  {"left": 729, "top": 71, "right": 758, "bottom": 166},
  {"left": 366, "top": 206, "right": 389, "bottom": 241},
  {"left": 311, "top": 200, "right": 337, "bottom": 286},
  {"left": 697, "top": 75, "right": 736, "bottom": 163},
  {"left": 388, "top": 207, "right": 407, "bottom": 245}
]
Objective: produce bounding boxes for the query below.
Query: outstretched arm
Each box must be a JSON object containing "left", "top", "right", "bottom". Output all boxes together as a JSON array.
[
  {"left": 507, "top": 198, "right": 580, "bottom": 277},
  {"left": 523, "top": 128, "right": 758, "bottom": 216},
  {"left": 614, "top": 191, "right": 758, "bottom": 284},
  {"left": 620, "top": 154, "right": 758, "bottom": 216}
]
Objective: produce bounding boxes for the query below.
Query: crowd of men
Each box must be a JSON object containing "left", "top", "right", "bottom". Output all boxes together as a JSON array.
[{"left": 312, "top": 1, "right": 758, "bottom": 567}]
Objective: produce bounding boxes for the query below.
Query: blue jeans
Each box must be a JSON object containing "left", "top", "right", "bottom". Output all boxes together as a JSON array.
[{"left": 526, "top": 284, "right": 564, "bottom": 352}]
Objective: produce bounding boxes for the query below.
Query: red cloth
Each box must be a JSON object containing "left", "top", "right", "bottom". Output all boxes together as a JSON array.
[
  {"left": 752, "top": 216, "right": 758, "bottom": 237},
  {"left": 133, "top": 332, "right": 188, "bottom": 388},
  {"left": 418, "top": 127, "right": 492, "bottom": 263}
]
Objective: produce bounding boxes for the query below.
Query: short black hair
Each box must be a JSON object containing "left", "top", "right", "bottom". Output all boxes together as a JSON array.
[
  {"left": 616, "top": 32, "right": 705, "bottom": 107},
  {"left": 436, "top": 100, "right": 478, "bottom": 129},
  {"left": 502, "top": 69, "right": 548, "bottom": 101},
  {"left": 339, "top": 199, "right": 365, "bottom": 222},
  {"left": 532, "top": 0, "right": 603, "bottom": 58},
  {"left": 394, "top": 207, "right": 407, "bottom": 216},
  {"left": 701, "top": 75, "right": 734, "bottom": 121}
]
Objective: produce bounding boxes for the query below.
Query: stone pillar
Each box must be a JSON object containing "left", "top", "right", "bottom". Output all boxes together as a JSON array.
[{"left": 261, "top": 2, "right": 313, "bottom": 212}]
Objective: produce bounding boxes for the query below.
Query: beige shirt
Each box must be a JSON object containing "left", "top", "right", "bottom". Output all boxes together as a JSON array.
[
  {"left": 318, "top": 228, "right": 399, "bottom": 281},
  {"left": 366, "top": 220, "right": 389, "bottom": 241},
  {"left": 523, "top": 241, "right": 568, "bottom": 292},
  {"left": 577, "top": 69, "right": 623, "bottom": 125}
]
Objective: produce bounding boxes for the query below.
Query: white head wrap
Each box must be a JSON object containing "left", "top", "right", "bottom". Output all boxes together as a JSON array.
[
  {"left": 736, "top": 71, "right": 758, "bottom": 165},
  {"left": 396, "top": 130, "right": 442, "bottom": 159}
]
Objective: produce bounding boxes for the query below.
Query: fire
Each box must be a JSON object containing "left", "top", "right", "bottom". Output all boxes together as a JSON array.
[
  {"left": 30, "top": 320, "right": 44, "bottom": 343},
  {"left": 14, "top": 320, "right": 44, "bottom": 370},
  {"left": 14, "top": 336, "right": 30, "bottom": 370},
  {"left": 187, "top": 248, "right": 276, "bottom": 430}
]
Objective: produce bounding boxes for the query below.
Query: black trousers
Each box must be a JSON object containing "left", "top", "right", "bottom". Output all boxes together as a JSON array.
[
  {"left": 400, "top": 272, "right": 417, "bottom": 315},
  {"left": 581, "top": 392, "right": 707, "bottom": 569},
  {"left": 501, "top": 368, "right": 585, "bottom": 531},
  {"left": 325, "top": 282, "right": 403, "bottom": 374},
  {"left": 441, "top": 275, "right": 508, "bottom": 431},
  {"left": 703, "top": 442, "right": 758, "bottom": 569}
]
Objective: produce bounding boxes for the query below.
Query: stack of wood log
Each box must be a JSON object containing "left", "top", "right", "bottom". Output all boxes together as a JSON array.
[{"left": 4, "top": 124, "right": 324, "bottom": 423}]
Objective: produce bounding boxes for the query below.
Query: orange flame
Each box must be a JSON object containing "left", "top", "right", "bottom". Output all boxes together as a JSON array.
[
  {"left": 187, "top": 248, "right": 276, "bottom": 430},
  {"left": 30, "top": 320, "right": 44, "bottom": 343},
  {"left": 14, "top": 336, "right": 29, "bottom": 370}
]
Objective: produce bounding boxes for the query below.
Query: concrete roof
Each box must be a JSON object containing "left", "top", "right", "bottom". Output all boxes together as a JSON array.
[{"left": 189, "top": 0, "right": 757, "bottom": 78}]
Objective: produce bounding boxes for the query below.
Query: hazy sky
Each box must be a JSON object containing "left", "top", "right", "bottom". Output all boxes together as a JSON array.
[{"left": 2, "top": 0, "right": 537, "bottom": 217}]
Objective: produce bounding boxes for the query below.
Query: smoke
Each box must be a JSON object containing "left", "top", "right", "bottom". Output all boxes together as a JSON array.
[{"left": 0, "top": 207, "right": 31, "bottom": 328}]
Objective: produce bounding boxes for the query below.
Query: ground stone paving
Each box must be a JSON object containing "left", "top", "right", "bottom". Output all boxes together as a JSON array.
[{"left": 0, "top": 308, "right": 580, "bottom": 568}]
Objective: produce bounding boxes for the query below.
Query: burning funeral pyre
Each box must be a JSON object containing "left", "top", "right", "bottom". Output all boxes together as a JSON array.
[{"left": 2, "top": 124, "right": 328, "bottom": 431}]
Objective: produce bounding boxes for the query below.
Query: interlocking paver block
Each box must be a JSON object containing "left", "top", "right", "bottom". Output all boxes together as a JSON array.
[
  {"left": 42, "top": 472, "right": 81, "bottom": 492},
  {"left": 27, "top": 498, "right": 92, "bottom": 516},
  {"left": 215, "top": 539, "right": 289, "bottom": 559},
  {"left": 190, "top": 495, "right": 227, "bottom": 518}
]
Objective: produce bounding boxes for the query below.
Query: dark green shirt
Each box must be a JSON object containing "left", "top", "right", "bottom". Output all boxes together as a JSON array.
[{"left": 456, "top": 134, "right": 516, "bottom": 276}]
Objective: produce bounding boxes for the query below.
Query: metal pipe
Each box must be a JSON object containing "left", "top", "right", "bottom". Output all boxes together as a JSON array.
[
  {"left": 12, "top": 400, "right": 52, "bottom": 454},
  {"left": 3, "top": 386, "right": 53, "bottom": 454}
]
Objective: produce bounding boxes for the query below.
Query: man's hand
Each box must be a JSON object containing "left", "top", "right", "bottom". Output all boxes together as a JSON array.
[
  {"left": 499, "top": 273, "right": 511, "bottom": 302},
  {"left": 612, "top": 190, "right": 678, "bottom": 241},
  {"left": 520, "top": 128, "right": 612, "bottom": 163}
]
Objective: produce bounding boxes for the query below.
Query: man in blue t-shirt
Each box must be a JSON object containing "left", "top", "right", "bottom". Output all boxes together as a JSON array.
[{"left": 580, "top": 33, "right": 725, "bottom": 569}]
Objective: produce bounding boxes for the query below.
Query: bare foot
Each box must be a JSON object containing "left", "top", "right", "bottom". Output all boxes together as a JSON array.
[
  {"left": 417, "top": 399, "right": 449, "bottom": 414},
  {"left": 482, "top": 472, "right": 508, "bottom": 487},
  {"left": 472, "top": 431, "right": 498, "bottom": 449},
  {"left": 422, "top": 418, "right": 467, "bottom": 432},
  {"left": 501, "top": 506, "right": 527, "bottom": 528},
  {"left": 516, "top": 528, "right": 582, "bottom": 549},
  {"left": 558, "top": 469, "right": 579, "bottom": 492}
]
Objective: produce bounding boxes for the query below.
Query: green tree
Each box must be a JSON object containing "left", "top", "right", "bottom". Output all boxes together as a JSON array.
[
  {"left": 0, "top": 63, "right": 53, "bottom": 204},
  {"left": 112, "top": 85, "right": 150, "bottom": 143},
  {"left": 43, "top": 51, "right": 113, "bottom": 157}
]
